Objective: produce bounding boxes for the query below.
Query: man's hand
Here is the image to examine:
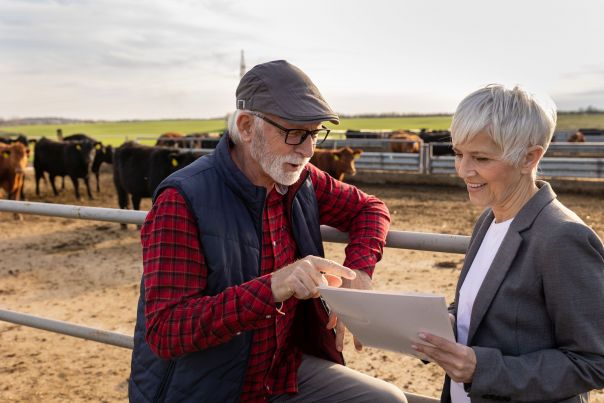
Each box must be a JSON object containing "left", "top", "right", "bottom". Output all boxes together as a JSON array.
[
  {"left": 326, "top": 269, "right": 372, "bottom": 352},
  {"left": 271, "top": 256, "right": 356, "bottom": 303},
  {"left": 412, "top": 332, "right": 476, "bottom": 383}
]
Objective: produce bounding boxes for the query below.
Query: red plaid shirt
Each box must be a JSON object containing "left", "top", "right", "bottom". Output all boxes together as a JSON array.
[{"left": 141, "top": 163, "right": 390, "bottom": 402}]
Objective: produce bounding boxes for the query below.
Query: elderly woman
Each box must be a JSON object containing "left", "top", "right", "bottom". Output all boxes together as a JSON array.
[{"left": 413, "top": 85, "right": 604, "bottom": 402}]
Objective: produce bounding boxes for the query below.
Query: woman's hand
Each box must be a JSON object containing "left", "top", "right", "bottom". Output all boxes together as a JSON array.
[{"left": 412, "top": 332, "right": 477, "bottom": 383}]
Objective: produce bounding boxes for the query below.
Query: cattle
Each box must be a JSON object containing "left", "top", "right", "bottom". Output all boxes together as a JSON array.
[
  {"left": 0, "top": 134, "right": 32, "bottom": 199},
  {"left": 0, "top": 142, "right": 29, "bottom": 219},
  {"left": 184, "top": 132, "right": 222, "bottom": 149},
  {"left": 418, "top": 129, "right": 454, "bottom": 156},
  {"left": 155, "top": 132, "right": 185, "bottom": 148},
  {"left": 62, "top": 133, "right": 112, "bottom": 192},
  {"left": 113, "top": 142, "right": 200, "bottom": 229},
  {"left": 567, "top": 131, "right": 586, "bottom": 142},
  {"left": 310, "top": 147, "right": 363, "bottom": 182},
  {"left": 345, "top": 130, "right": 383, "bottom": 139},
  {"left": 0, "top": 134, "right": 30, "bottom": 148},
  {"left": 388, "top": 130, "right": 423, "bottom": 153},
  {"left": 34, "top": 137, "right": 96, "bottom": 200}
]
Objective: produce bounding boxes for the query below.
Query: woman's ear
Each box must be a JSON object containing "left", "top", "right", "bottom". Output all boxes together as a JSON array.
[
  {"left": 236, "top": 113, "right": 255, "bottom": 142},
  {"left": 521, "top": 145, "right": 545, "bottom": 174}
]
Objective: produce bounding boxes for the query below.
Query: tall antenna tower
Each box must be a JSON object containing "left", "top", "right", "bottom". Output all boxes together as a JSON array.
[{"left": 239, "top": 50, "right": 246, "bottom": 79}]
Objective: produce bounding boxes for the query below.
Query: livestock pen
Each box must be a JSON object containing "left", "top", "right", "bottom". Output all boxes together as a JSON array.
[{"left": 1, "top": 171, "right": 603, "bottom": 401}]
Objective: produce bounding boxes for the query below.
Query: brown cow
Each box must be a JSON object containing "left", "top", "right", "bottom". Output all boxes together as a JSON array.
[
  {"left": 568, "top": 131, "right": 586, "bottom": 142},
  {"left": 155, "top": 132, "right": 185, "bottom": 147},
  {"left": 389, "top": 130, "right": 423, "bottom": 153},
  {"left": 0, "top": 142, "right": 28, "bottom": 220},
  {"left": 310, "top": 147, "right": 363, "bottom": 181}
]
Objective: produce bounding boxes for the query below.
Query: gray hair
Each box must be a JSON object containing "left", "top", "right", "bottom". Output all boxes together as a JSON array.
[
  {"left": 227, "top": 109, "right": 263, "bottom": 145},
  {"left": 451, "top": 84, "right": 557, "bottom": 166}
]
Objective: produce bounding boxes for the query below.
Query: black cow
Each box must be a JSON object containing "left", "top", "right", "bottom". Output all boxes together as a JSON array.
[
  {"left": 113, "top": 142, "right": 200, "bottom": 229},
  {"left": 62, "top": 133, "right": 113, "bottom": 192},
  {"left": 34, "top": 137, "right": 96, "bottom": 199},
  {"left": 345, "top": 130, "right": 383, "bottom": 139},
  {"left": 418, "top": 129, "right": 454, "bottom": 156},
  {"left": 184, "top": 133, "right": 222, "bottom": 149},
  {"left": 0, "top": 134, "right": 30, "bottom": 148}
]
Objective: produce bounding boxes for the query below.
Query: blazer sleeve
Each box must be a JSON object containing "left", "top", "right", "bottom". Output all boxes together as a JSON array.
[{"left": 469, "top": 222, "right": 604, "bottom": 400}]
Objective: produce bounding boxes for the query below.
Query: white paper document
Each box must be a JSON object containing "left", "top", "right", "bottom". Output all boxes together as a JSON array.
[{"left": 317, "top": 285, "right": 455, "bottom": 360}]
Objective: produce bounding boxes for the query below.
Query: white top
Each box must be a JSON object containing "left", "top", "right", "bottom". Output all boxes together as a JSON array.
[{"left": 451, "top": 218, "right": 512, "bottom": 403}]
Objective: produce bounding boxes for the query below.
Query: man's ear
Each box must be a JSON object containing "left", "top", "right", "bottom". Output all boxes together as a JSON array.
[
  {"left": 521, "top": 145, "right": 545, "bottom": 174},
  {"left": 237, "top": 113, "right": 255, "bottom": 142}
]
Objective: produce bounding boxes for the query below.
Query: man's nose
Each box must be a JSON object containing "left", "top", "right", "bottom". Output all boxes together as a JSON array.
[{"left": 295, "top": 135, "right": 315, "bottom": 158}]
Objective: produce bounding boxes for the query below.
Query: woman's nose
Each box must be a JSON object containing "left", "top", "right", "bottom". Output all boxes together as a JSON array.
[{"left": 455, "top": 156, "right": 475, "bottom": 178}]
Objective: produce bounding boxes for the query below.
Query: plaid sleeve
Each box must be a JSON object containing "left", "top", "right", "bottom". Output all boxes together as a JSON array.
[
  {"left": 308, "top": 164, "right": 390, "bottom": 277},
  {"left": 141, "top": 188, "right": 277, "bottom": 359}
]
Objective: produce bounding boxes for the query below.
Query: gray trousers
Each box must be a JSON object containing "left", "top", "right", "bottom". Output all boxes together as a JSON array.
[{"left": 269, "top": 354, "right": 438, "bottom": 403}]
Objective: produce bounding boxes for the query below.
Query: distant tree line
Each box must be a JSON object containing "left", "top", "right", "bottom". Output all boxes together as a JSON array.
[
  {"left": 2, "top": 108, "right": 603, "bottom": 126},
  {"left": 558, "top": 106, "right": 604, "bottom": 115},
  {"left": 338, "top": 112, "right": 453, "bottom": 118}
]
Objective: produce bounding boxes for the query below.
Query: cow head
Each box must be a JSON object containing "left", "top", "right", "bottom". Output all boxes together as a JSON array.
[
  {"left": 1, "top": 143, "right": 28, "bottom": 174},
  {"left": 167, "top": 151, "right": 200, "bottom": 172},
  {"left": 389, "top": 131, "right": 423, "bottom": 153},
  {"left": 332, "top": 147, "right": 363, "bottom": 179},
  {"left": 568, "top": 131, "right": 586, "bottom": 142},
  {"left": 73, "top": 141, "right": 96, "bottom": 168}
]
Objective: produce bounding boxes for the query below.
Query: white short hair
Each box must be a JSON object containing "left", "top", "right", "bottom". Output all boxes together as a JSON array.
[
  {"left": 227, "top": 109, "right": 263, "bottom": 144},
  {"left": 451, "top": 84, "right": 557, "bottom": 166}
]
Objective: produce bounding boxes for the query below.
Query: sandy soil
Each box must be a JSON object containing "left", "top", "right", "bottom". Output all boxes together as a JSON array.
[{"left": 1, "top": 168, "right": 603, "bottom": 402}]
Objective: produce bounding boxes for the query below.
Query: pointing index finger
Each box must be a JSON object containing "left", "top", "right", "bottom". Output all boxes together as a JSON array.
[{"left": 309, "top": 256, "right": 356, "bottom": 280}]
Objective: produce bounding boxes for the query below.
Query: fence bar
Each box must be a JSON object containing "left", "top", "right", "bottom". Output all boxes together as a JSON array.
[
  {"left": 0, "top": 200, "right": 147, "bottom": 224},
  {"left": 0, "top": 201, "right": 470, "bottom": 254},
  {"left": 0, "top": 308, "right": 133, "bottom": 349},
  {"left": 320, "top": 226, "right": 468, "bottom": 254}
]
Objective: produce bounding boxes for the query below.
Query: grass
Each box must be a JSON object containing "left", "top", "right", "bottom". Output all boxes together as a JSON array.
[
  {"left": 0, "top": 119, "right": 227, "bottom": 147},
  {"left": 2, "top": 114, "right": 604, "bottom": 146}
]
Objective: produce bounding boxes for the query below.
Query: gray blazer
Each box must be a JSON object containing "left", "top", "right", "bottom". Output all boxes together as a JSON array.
[{"left": 442, "top": 181, "right": 604, "bottom": 403}]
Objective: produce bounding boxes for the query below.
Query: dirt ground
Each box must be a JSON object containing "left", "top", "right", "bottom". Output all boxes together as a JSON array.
[{"left": 1, "top": 168, "right": 603, "bottom": 402}]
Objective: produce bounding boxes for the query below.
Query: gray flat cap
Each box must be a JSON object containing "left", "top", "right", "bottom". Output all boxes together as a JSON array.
[{"left": 236, "top": 60, "right": 339, "bottom": 125}]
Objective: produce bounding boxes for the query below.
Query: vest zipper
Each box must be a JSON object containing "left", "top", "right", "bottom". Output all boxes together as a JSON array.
[{"left": 153, "top": 360, "right": 176, "bottom": 403}]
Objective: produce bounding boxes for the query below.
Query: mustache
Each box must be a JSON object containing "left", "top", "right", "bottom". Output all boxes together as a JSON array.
[{"left": 282, "top": 156, "right": 310, "bottom": 165}]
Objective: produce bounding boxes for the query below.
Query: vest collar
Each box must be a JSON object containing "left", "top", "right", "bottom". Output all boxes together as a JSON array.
[
  {"left": 214, "top": 134, "right": 312, "bottom": 205},
  {"left": 214, "top": 134, "right": 267, "bottom": 208}
]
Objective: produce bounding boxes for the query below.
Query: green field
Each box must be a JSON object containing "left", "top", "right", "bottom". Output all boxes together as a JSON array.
[{"left": 2, "top": 114, "right": 604, "bottom": 147}]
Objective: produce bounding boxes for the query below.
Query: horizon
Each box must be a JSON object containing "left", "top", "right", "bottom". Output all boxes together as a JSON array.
[{"left": 2, "top": 0, "right": 604, "bottom": 121}]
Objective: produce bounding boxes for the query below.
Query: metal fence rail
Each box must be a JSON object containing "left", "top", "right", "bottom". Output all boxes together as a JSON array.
[
  {"left": 0, "top": 308, "right": 133, "bottom": 349},
  {"left": 426, "top": 155, "right": 604, "bottom": 178},
  {"left": 0, "top": 200, "right": 470, "bottom": 253},
  {"left": 356, "top": 152, "right": 422, "bottom": 173}
]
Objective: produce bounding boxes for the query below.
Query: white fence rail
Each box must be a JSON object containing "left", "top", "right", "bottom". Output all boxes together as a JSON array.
[
  {"left": 0, "top": 308, "right": 133, "bottom": 349},
  {"left": 426, "top": 155, "right": 604, "bottom": 178},
  {"left": 0, "top": 200, "right": 470, "bottom": 253}
]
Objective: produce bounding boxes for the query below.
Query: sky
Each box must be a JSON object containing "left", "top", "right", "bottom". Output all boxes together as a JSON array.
[{"left": 1, "top": 0, "right": 604, "bottom": 120}]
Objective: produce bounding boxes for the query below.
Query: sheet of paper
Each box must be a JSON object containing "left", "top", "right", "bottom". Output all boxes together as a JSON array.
[{"left": 317, "top": 285, "right": 455, "bottom": 361}]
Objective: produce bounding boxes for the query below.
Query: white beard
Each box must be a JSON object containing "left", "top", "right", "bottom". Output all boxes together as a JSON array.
[{"left": 250, "top": 129, "right": 309, "bottom": 186}]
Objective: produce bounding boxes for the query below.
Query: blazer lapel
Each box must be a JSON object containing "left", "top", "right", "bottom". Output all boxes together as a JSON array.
[
  {"left": 466, "top": 231, "right": 522, "bottom": 344},
  {"left": 465, "top": 181, "right": 557, "bottom": 344}
]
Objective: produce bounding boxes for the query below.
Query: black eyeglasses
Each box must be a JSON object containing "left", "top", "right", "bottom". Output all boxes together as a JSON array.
[{"left": 252, "top": 113, "right": 330, "bottom": 145}]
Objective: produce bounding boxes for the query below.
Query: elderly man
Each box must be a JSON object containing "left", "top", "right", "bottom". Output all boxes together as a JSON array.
[{"left": 129, "top": 60, "right": 407, "bottom": 402}]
